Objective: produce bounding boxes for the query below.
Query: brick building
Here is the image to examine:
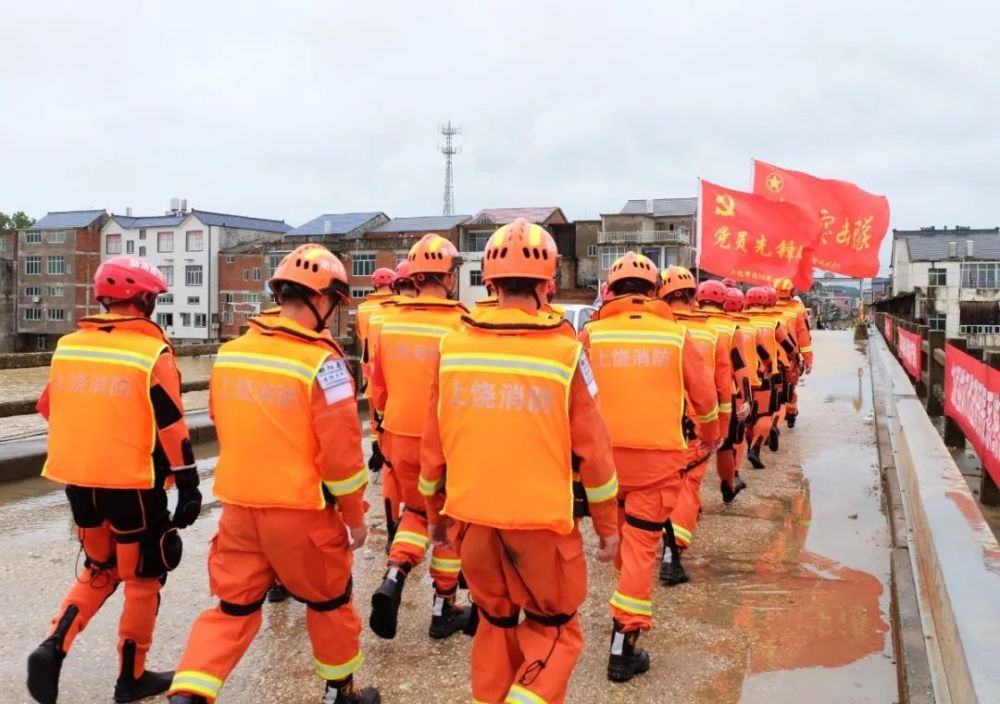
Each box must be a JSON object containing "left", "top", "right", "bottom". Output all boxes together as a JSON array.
[
  {"left": 0, "top": 228, "right": 17, "bottom": 352},
  {"left": 596, "top": 197, "right": 697, "bottom": 282},
  {"left": 217, "top": 242, "right": 278, "bottom": 339},
  {"left": 16, "top": 210, "right": 109, "bottom": 351}
]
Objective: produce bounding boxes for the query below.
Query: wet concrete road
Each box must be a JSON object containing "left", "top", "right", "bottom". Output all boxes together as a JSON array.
[{"left": 0, "top": 331, "right": 897, "bottom": 703}]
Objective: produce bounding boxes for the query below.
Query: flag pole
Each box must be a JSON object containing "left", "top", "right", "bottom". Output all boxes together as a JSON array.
[{"left": 695, "top": 177, "right": 703, "bottom": 284}]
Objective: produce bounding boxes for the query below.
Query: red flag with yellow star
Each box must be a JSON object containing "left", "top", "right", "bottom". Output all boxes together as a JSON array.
[
  {"left": 698, "top": 179, "right": 817, "bottom": 291},
  {"left": 752, "top": 159, "right": 890, "bottom": 277}
]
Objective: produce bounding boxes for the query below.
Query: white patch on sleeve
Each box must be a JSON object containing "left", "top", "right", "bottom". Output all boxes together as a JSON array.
[
  {"left": 578, "top": 355, "right": 599, "bottom": 397},
  {"left": 318, "top": 359, "right": 353, "bottom": 404}
]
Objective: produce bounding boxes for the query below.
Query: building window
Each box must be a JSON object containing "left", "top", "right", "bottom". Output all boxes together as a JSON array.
[
  {"left": 961, "top": 262, "right": 1000, "bottom": 289},
  {"left": 48, "top": 256, "right": 66, "bottom": 274},
  {"left": 156, "top": 312, "right": 174, "bottom": 328},
  {"left": 106, "top": 234, "right": 122, "bottom": 254},
  {"left": 158, "top": 232, "right": 174, "bottom": 253},
  {"left": 600, "top": 245, "right": 628, "bottom": 271},
  {"left": 928, "top": 314, "right": 947, "bottom": 331},
  {"left": 224, "top": 292, "right": 234, "bottom": 303},
  {"left": 242, "top": 269, "right": 249, "bottom": 281},
  {"left": 268, "top": 254, "right": 283, "bottom": 278},
  {"left": 186, "top": 230, "right": 204, "bottom": 252},
  {"left": 464, "top": 232, "right": 491, "bottom": 252},
  {"left": 242, "top": 292, "right": 261, "bottom": 304},
  {"left": 24, "top": 255, "right": 42, "bottom": 275},
  {"left": 253, "top": 267, "right": 261, "bottom": 281},
  {"left": 187, "top": 296, "right": 200, "bottom": 305},
  {"left": 159, "top": 265, "right": 173, "bottom": 286},
  {"left": 0, "top": 238, "right": 6, "bottom": 252},
  {"left": 47, "top": 308, "right": 65, "bottom": 321},
  {"left": 928, "top": 268, "right": 947, "bottom": 287},
  {"left": 48, "top": 285, "right": 64, "bottom": 297},
  {"left": 126, "top": 240, "right": 135, "bottom": 254},
  {"left": 25, "top": 286, "right": 42, "bottom": 297},
  {"left": 225, "top": 255, "right": 234, "bottom": 264},
  {"left": 469, "top": 268, "right": 484, "bottom": 287},
  {"left": 36, "top": 335, "right": 47, "bottom": 350},
  {"left": 193, "top": 313, "right": 207, "bottom": 327},
  {"left": 586, "top": 244, "right": 598, "bottom": 257},
  {"left": 224, "top": 311, "right": 234, "bottom": 325},
  {"left": 185, "top": 265, "right": 203, "bottom": 286},
  {"left": 139, "top": 246, "right": 146, "bottom": 256},
  {"left": 158, "top": 294, "right": 174, "bottom": 305},
  {"left": 48, "top": 230, "right": 66, "bottom": 244},
  {"left": 180, "top": 312, "right": 191, "bottom": 327},
  {"left": 352, "top": 254, "right": 376, "bottom": 277},
  {"left": 25, "top": 230, "right": 42, "bottom": 244},
  {"left": 23, "top": 308, "right": 42, "bottom": 321},
  {"left": 351, "top": 288, "right": 374, "bottom": 300}
]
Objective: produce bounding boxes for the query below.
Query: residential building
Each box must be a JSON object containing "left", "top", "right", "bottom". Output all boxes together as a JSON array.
[
  {"left": 101, "top": 202, "right": 290, "bottom": 342},
  {"left": 16, "top": 210, "right": 109, "bottom": 350},
  {"left": 574, "top": 219, "right": 600, "bottom": 287},
  {"left": 218, "top": 243, "right": 277, "bottom": 339},
  {"left": 891, "top": 226, "right": 1000, "bottom": 341},
  {"left": 0, "top": 228, "right": 17, "bottom": 352},
  {"left": 596, "top": 197, "right": 697, "bottom": 282}
]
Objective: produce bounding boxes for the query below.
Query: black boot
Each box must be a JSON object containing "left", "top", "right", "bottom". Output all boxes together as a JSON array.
[
  {"left": 168, "top": 695, "right": 207, "bottom": 704},
  {"left": 659, "top": 523, "right": 690, "bottom": 586},
  {"left": 720, "top": 473, "right": 748, "bottom": 504},
  {"left": 463, "top": 602, "right": 480, "bottom": 636},
  {"left": 323, "top": 676, "right": 381, "bottom": 704},
  {"left": 747, "top": 438, "right": 766, "bottom": 469},
  {"left": 268, "top": 582, "right": 289, "bottom": 603},
  {"left": 113, "top": 639, "right": 173, "bottom": 703},
  {"left": 27, "top": 604, "right": 77, "bottom": 704},
  {"left": 370, "top": 563, "right": 408, "bottom": 639},
  {"left": 606, "top": 620, "right": 651, "bottom": 683},
  {"left": 768, "top": 426, "right": 780, "bottom": 452},
  {"left": 428, "top": 589, "right": 471, "bottom": 639},
  {"left": 786, "top": 414, "right": 797, "bottom": 429}
]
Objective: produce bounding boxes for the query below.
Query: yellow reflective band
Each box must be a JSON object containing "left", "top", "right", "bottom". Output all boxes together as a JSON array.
[
  {"left": 54, "top": 345, "right": 158, "bottom": 373},
  {"left": 507, "top": 683, "right": 548, "bottom": 704},
  {"left": 382, "top": 322, "right": 453, "bottom": 339},
  {"left": 800, "top": 345, "right": 813, "bottom": 353},
  {"left": 589, "top": 330, "right": 684, "bottom": 346},
  {"left": 687, "top": 329, "right": 717, "bottom": 344},
  {"left": 440, "top": 353, "right": 574, "bottom": 385},
  {"left": 392, "top": 530, "right": 429, "bottom": 550},
  {"left": 418, "top": 474, "right": 444, "bottom": 497},
  {"left": 786, "top": 403, "right": 798, "bottom": 410},
  {"left": 430, "top": 556, "right": 462, "bottom": 574},
  {"left": 609, "top": 590, "right": 653, "bottom": 617},
  {"left": 171, "top": 671, "right": 223, "bottom": 699},
  {"left": 672, "top": 524, "right": 693, "bottom": 544},
  {"left": 215, "top": 351, "right": 316, "bottom": 384},
  {"left": 697, "top": 405, "right": 720, "bottom": 423},
  {"left": 314, "top": 651, "right": 364, "bottom": 680},
  {"left": 584, "top": 475, "right": 619, "bottom": 504},
  {"left": 323, "top": 468, "right": 368, "bottom": 497},
  {"left": 719, "top": 402, "right": 732, "bottom": 413}
]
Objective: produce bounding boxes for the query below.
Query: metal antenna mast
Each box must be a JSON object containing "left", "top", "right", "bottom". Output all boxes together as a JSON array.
[{"left": 439, "top": 121, "right": 462, "bottom": 216}]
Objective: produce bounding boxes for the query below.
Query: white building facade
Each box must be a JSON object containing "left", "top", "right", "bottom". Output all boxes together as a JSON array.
[{"left": 100, "top": 204, "right": 289, "bottom": 341}]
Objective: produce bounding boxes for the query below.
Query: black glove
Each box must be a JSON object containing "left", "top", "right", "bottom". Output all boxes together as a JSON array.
[
  {"left": 368, "top": 440, "right": 385, "bottom": 473},
  {"left": 172, "top": 468, "right": 202, "bottom": 529}
]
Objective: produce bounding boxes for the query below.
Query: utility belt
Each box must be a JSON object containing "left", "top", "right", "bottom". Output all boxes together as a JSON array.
[
  {"left": 480, "top": 604, "right": 575, "bottom": 629},
  {"left": 221, "top": 578, "right": 354, "bottom": 617}
]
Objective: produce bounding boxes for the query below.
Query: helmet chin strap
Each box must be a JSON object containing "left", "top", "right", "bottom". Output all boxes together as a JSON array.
[{"left": 304, "top": 296, "right": 335, "bottom": 333}]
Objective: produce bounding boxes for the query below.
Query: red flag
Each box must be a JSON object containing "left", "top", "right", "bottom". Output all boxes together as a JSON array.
[
  {"left": 698, "top": 179, "right": 816, "bottom": 291},
  {"left": 752, "top": 159, "right": 890, "bottom": 277}
]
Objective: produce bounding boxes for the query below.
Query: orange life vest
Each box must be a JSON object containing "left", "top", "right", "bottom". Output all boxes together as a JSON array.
[
  {"left": 729, "top": 314, "right": 760, "bottom": 387},
  {"left": 43, "top": 315, "right": 170, "bottom": 489},
  {"left": 746, "top": 309, "right": 780, "bottom": 375},
  {"left": 211, "top": 315, "right": 347, "bottom": 510},
  {"left": 586, "top": 296, "right": 688, "bottom": 451},
  {"left": 438, "top": 306, "right": 581, "bottom": 534},
  {"left": 356, "top": 291, "right": 395, "bottom": 349},
  {"left": 700, "top": 306, "right": 740, "bottom": 409},
  {"left": 673, "top": 311, "right": 719, "bottom": 371},
  {"left": 379, "top": 297, "right": 467, "bottom": 437},
  {"left": 362, "top": 296, "right": 401, "bottom": 388}
]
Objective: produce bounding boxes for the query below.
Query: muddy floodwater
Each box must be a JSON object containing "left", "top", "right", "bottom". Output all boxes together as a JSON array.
[{"left": 0, "top": 331, "right": 898, "bottom": 703}]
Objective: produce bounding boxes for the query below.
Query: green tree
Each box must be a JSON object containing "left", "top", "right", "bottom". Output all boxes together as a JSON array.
[{"left": 0, "top": 211, "right": 35, "bottom": 229}]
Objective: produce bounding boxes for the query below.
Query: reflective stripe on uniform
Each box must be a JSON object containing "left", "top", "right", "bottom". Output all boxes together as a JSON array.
[
  {"left": 430, "top": 555, "right": 462, "bottom": 574},
  {"left": 672, "top": 523, "right": 693, "bottom": 545},
  {"left": 392, "top": 530, "right": 429, "bottom": 550},
  {"left": 171, "top": 671, "right": 223, "bottom": 700},
  {"left": 800, "top": 345, "right": 813, "bottom": 353},
  {"left": 719, "top": 401, "right": 732, "bottom": 413},
  {"left": 418, "top": 474, "right": 444, "bottom": 497},
  {"left": 686, "top": 329, "right": 717, "bottom": 344},
  {"left": 214, "top": 351, "right": 317, "bottom": 384},
  {"left": 323, "top": 467, "right": 368, "bottom": 497},
  {"left": 440, "top": 353, "right": 574, "bottom": 385},
  {"left": 53, "top": 345, "right": 159, "bottom": 373},
  {"left": 584, "top": 475, "right": 619, "bottom": 504},
  {"left": 507, "top": 683, "right": 548, "bottom": 704},
  {"left": 697, "top": 404, "right": 720, "bottom": 423},
  {"left": 381, "top": 323, "right": 453, "bottom": 339},
  {"left": 609, "top": 590, "right": 653, "bottom": 617},
  {"left": 314, "top": 651, "right": 364, "bottom": 680},
  {"left": 588, "top": 330, "right": 684, "bottom": 346}
]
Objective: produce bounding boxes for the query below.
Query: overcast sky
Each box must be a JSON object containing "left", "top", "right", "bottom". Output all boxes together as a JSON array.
[{"left": 1, "top": 1, "right": 996, "bottom": 270}]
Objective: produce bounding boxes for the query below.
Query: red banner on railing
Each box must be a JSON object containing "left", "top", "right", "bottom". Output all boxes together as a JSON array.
[
  {"left": 897, "top": 327, "right": 922, "bottom": 379},
  {"left": 945, "top": 344, "right": 1000, "bottom": 486},
  {"left": 884, "top": 317, "right": 893, "bottom": 341}
]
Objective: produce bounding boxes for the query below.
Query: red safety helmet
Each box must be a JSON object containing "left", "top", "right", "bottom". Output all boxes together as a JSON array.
[
  {"left": 723, "top": 287, "right": 745, "bottom": 312},
  {"left": 745, "top": 287, "right": 770, "bottom": 308},
  {"left": 696, "top": 279, "right": 728, "bottom": 307},
  {"left": 721, "top": 277, "right": 738, "bottom": 289},
  {"left": 764, "top": 286, "right": 778, "bottom": 306},
  {"left": 94, "top": 256, "right": 168, "bottom": 303},
  {"left": 371, "top": 267, "right": 397, "bottom": 288}
]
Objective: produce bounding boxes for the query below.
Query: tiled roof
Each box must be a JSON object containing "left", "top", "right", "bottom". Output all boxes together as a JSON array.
[
  {"left": 110, "top": 210, "right": 290, "bottom": 233},
  {"left": 620, "top": 198, "right": 698, "bottom": 217},
  {"left": 286, "top": 212, "right": 385, "bottom": 237},
  {"left": 220, "top": 242, "right": 272, "bottom": 255},
  {"left": 900, "top": 230, "right": 1000, "bottom": 261},
  {"left": 32, "top": 210, "right": 106, "bottom": 230},
  {"left": 111, "top": 214, "right": 185, "bottom": 228},
  {"left": 468, "top": 207, "right": 564, "bottom": 225},
  {"left": 369, "top": 215, "right": 471, "bottom": 233}
]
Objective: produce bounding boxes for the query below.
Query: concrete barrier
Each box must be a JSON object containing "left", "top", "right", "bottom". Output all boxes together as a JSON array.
[{"left": 871, "top": 331, "right": 1000, "bottom": 702}]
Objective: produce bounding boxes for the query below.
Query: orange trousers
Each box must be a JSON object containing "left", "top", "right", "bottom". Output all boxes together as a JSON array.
[
  {"left": 750, "top": 388, "right": 776, "bottom": 449},
  {"left": 169, "top": 504, "right": 362, "bottom": 702},
  {"left": 49, "top": 523, "right": 161, "bottom": 677},
  {"left": 716, "top": 411, "right": 737, "bottom": 490},
  {"left": 671, "top": 459, "right": 708, "bottom": 549},
  {"left": 610, "top": 476, "right": 683, "bottom": 631},
  {"left": 387, "top": 457, "right": 460, "bottom": 593},
  {"left": 460, "top": 523, "right": 587, "bottom": 704}
]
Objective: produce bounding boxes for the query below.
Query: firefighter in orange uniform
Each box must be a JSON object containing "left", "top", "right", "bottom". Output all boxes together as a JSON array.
[
  {"left": 168, "top": 244, "right": 378, "bottom": 704},
  {"left": 420, "top": 219, "right": 621, "bottom": 704},
  {"left": 368, "top": 234, "right": 472, "bottom": 641},
  {"left": 657, "top": 266, "right": 729, "bottom": 585},
  {"left": 580, "top": 253, "right": 719, "bottom": 682},
  {"left": 357, "top": 268, "right": 397, "bottom": 493},
  {"left": 27, "top": 256, "right": 200, "bottom": 704},
  {"left": 772, "top": 277, "right": 813, "bottom": 427},
  {"left": 723, "top": 287, "right": 757, "bottom": 474},
  {"left": 695, "top": 279, "right": 752, "bottom": 503}
]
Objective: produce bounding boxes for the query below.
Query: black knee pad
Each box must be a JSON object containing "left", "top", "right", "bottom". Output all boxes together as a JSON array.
[
  {"left": 66, "top": 485, "right": 102, "bottom": 528},
  {"left": 135, "top": 522, "right": 183, "bottom": 579}
]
